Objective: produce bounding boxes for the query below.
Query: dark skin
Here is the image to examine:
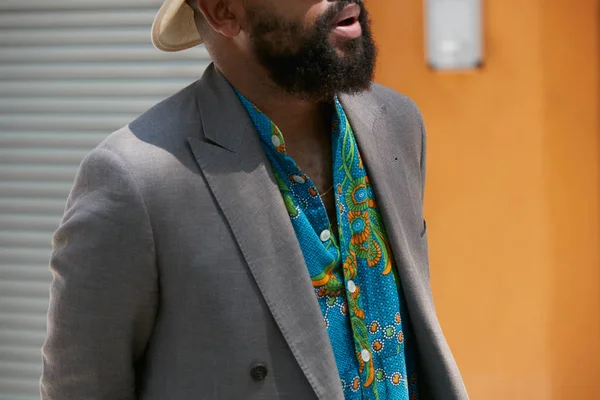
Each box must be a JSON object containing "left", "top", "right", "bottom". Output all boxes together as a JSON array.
[{"left": 189, "top": 0, "right": 357, "bottom": 228}]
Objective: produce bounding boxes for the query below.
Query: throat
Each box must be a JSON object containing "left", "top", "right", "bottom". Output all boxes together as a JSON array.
[{"left": 272, "top": 102, "right": 334, "bottom": 145}]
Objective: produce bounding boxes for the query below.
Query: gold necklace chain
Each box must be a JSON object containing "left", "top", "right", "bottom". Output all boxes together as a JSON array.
[{"left": 319, "top": 185, "right": 334, "bottom": 198}]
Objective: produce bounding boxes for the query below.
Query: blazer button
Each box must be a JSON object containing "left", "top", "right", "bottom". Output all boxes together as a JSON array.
[{"left": 250, "top": 363, "right": 268, "bottom": 382}]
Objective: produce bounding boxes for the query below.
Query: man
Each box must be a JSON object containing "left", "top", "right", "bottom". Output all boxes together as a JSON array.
[{"left": 41, "top": 0, "right": 468, "bottom": 399}]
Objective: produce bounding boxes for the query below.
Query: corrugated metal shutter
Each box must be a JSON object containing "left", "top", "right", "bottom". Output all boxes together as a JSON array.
[{"left": 0, "top": 1, "right": 211, "bottom": 398}]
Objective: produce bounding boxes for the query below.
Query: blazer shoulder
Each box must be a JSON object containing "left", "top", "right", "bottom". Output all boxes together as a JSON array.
[
  {"left": 370, "top": 83, "right": 423, "bottom": 125},
  {"left": 99, "top": 80, "right": 202, "bottom": 154},
  {"left": 366, "top": 83, "right": 425, "bottom": 156},
  {"left": 80, "top": 80, "right": 203, "bottom": 191},
  {"left": 125, "top": 80, "right": 202, "bottom": 145}
]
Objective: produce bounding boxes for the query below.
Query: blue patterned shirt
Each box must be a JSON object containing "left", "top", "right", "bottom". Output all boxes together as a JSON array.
[{"left": 237, "top": 92, "right": 419, "bottom": 400}]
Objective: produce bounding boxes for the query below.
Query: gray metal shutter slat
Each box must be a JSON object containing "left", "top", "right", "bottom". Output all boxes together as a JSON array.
[
  {"left": 1, "top": 98, "right": 164, "bottom": 113},
  {"left": 0, "top": 132, "right": 109, "bottom": 147},
  {"left": 0, "top": 282, "right": 50, "bottom": 300},
  {"left": 0, "top": 166, "right": 80, "bottom": 182},
  {"left": 0, "top": 345, "right": 44, "bottom": 363},
  {"left": 0, "top": 28, "right": 154, "bottom": 46},
  {"left": 0, "top": 0, "right": 164, "bottom": 9},
  {"left": 0, "top": 215, "right": 61, "bottom": 232},
  {"left": 0, "top": 11, "right": 157, "bottom": 28},
  {"left": 0, "top": 359, "right": 44, "bottom": 379},
  {"left": 0, "top": 166, "right": 79, "bottom": 182},
  {"left": 0, "top": 80, "right": 193, "bottom": 97},
  {"left": 0, "top": 298, "right": 49, "bottom": 316},
  {"left": 0, "top": 149, "right": 92, "bottom": 165},
  {"left": 3, "top": 45, "right": 208, "bottom": 62},
  {"left": 1, "top": 114, "right": 140, "bottom": 131},
  {"left": 0, "top": 2, "right": 210, "bottom": 397},
  {"left": 0, "top": 266, "right": 52, "bottom": 282},
  {"left": 0, "top": 63, "right": 208, "bottom": 80}
]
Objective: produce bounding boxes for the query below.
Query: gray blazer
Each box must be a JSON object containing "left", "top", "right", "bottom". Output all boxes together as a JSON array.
[{"left": 41, "top": 64, "right": 468, "bottom": 400}]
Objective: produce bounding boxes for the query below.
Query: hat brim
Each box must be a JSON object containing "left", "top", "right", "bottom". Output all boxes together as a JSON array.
[{"left": 152, "top": 0, "right": 203, "bottom": 52}]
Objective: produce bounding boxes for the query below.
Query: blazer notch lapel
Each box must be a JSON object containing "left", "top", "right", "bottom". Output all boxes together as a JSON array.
[
  {"left": 188, "top": 65, "right": 343, "bottom": 398},
  {"left": 341, "top": 89, "right": 421, "bottom": 310}
]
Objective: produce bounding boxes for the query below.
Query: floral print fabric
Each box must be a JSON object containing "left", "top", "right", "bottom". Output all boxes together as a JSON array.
[{"left": 237, "top": 92, "right": 418, "bottom": 400}]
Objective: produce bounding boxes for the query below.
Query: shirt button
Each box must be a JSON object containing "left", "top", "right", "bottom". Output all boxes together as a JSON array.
[
  {"left": 347, "top": 280, "right": 357, "bottom": 293},
  {"left": 361, "top": 349, "right": 371, "bottom": 362},
  {"left": 292, "top": 175, "right": 305, "bottom": 184},
  {"left": 271, "top": 135, "right": 281, "bottom": 148},
  {"left": 320, "top": 229, "right": 331, "bottom": 242},
  {"left": 250, "top": 363, "right": 268, "bottom": 382}
]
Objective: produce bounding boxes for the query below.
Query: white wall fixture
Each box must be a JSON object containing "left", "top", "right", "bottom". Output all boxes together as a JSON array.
[{"left": 425, "top": 0, "right": 483, "bottom": 70}]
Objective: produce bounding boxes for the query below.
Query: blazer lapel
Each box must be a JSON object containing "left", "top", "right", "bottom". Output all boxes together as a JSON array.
[
  {"left": 187, "top": 65, "right": 343, "bottom": 399},
  {"left": 342, "top": 92, "right": 463, "bottom": 398},
  {"left": 340, "top": 91, "right": 423, "bottom": 290}
]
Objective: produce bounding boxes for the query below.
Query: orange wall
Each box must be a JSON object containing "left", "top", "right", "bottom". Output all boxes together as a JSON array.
[{"left": 369, "top": 0, "right": 600, "bottom": 398}]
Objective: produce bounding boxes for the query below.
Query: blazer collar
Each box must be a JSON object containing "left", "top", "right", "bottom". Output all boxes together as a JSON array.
[{"left": 195, "top": 64, "right": 251, "bottom": 153}]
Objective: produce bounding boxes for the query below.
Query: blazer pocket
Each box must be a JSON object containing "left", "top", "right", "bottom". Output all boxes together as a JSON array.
[{"left": 420, "top": 219, "right": 427, "bottom": 238}]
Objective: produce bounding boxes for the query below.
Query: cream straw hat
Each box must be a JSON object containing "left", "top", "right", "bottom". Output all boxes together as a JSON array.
[{"left": 151, "top": 0, "right": 203, "bottom": 52}]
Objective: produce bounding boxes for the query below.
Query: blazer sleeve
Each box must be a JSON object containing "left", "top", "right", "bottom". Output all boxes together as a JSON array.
[{"left": 41, "top": 146, "right": 158, "bottom": 399}]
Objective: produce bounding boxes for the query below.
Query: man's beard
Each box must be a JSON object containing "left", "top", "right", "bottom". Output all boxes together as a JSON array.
[{"left": 246, "top": 1, "right": 377, "bottom": 101}]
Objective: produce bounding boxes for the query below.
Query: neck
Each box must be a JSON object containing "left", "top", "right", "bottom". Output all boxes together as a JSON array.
[{"left": 215, "top": 58, "right": 332, "bottom": 141}]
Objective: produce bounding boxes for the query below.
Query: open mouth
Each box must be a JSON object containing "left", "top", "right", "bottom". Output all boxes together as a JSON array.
[
  {"left": 330, "top": 3, "right": 362, "bottom": 41},
  {"left": 337, "top": 16, "right": 358, "bottom": 27},
  {"left": 332, "top": 4, "right": 361, "bottom": 27}
]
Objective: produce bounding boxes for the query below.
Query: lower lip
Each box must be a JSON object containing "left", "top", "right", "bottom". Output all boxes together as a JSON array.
[{"left": 331, "top": 19, "right": 362, "bottom": 41}]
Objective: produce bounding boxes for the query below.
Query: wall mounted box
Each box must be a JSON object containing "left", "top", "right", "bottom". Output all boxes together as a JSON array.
[{"left": 425, "top": 0, "right": 483, "bottom": 70}]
